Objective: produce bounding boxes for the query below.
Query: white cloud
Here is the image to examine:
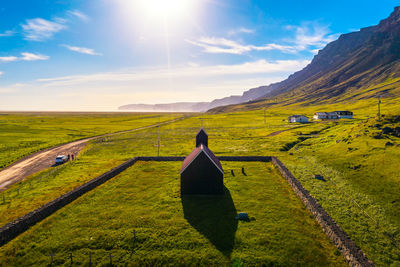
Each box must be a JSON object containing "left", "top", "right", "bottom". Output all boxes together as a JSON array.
[
  {"left": 286, "top": 22, "right": 340, "bottom": 51},
  {"left": 0, "top": 88, "right": 18, "bottom": 94},
  {"left": 188, "top": 22, "right": 339, "bottom": 56},
  {"left": 20, "top": 10, "right": 88, "bottom": 42},
  {"left": 228, "top": 27, "right": 255, "bottom": 36},
  {"left": 186, "top": 37, "right": 297, "bottom": 55},
  {"left": 310, "top": 49, "right": 320, "bottom": 55},
  {"left": 62, "top": 45, "right": 102, "bottom": 56},
  {"left": 36, "top": 59, "right": 310, "bottom": 86},
  {"left": 0, "top": 53, "right": 49, "bottom": 62},
  {"left": 0, "top": 30, "right": 14, "bottom": 37},
  {"left": 21, "top": 18, "right": 67, "bottom": 41},
  {"left": 1, "top": 60, "right": 310, "bottom": 110},
  {"left": 0, "top": 56, "right": 18, "bottom": 62},
  {"left": 68, "top": 10, "right": 89, "bottom": 21},
  {"left": 0, "top": 83, "right": 25, "bottom": 94},
  {"left": 20, "top": 52, "right": 49, "bottom": 61},
  {"left": 0, "top": 71, "right": 3, "bottom": 76}
]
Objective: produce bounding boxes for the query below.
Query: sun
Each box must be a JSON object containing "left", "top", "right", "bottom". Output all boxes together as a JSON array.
[{"left": 135, "top": 0, "right": 194, "bottom": 20}]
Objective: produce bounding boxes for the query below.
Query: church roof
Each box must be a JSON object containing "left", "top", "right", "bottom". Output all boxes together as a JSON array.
[
  {"left": 180, "top": 144, "right": 223, "bottom": 174},
  {"left": 196, "top": 128, "right": 208, "bottom": 136}
]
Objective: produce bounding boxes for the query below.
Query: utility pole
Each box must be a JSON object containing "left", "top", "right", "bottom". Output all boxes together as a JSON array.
[
  {"left": 378, "top": 96, "right": 381, "bottom": 121},
  {"left": 264, "top": 108, "right": 266, "bottom": 124},
  {"left": 199, "top": 117, "right": 210, "bottom": 128},
  {"left": 157, "top": 116, "right": 160, "bottom": 157}
]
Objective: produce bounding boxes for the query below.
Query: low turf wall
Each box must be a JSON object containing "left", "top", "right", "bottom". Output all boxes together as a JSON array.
[
  {"left": 135, "top": 156, "right": 272, "bottom": 162},
  {"left": 0, "top": 157, "right": 139, "bottom": 247},
  {"left": 271, "top": 157, "right": 374, "bottom": 267}
]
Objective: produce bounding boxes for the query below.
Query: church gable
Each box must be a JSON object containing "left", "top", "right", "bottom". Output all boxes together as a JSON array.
[{"left": 196, "top": 128, "right": 208, "bottom": 147}]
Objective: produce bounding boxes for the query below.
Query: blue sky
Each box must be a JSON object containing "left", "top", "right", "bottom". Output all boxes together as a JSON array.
[{"left": 0, "top": 0, "right": 399, "bottom": 111}]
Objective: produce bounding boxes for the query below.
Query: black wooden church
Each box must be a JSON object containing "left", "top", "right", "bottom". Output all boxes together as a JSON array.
[{"left": 180, "top": 128, "right": 224, "bottom": 195}]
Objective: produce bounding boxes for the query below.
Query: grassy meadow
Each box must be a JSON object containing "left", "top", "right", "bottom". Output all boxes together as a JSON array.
[
  {"left": 0, "top": 96, "right": 400, "bottom": 265},
  {"left": 0, "top": 112, "right": 183, "bottom": 169},
  {"left": 0, "top": 162, "right": 346, "bottom": 266}
]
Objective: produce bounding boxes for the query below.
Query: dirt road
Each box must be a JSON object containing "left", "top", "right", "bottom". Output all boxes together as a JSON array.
[
  {"left": 266, "top": 125, "right": 307, "bottom": 137},
  {"left": 0, "top": 117, "right": 184, "bottom": 191}
]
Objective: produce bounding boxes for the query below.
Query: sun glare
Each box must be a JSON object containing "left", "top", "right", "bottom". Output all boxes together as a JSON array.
[{"left": 136, "top": 0, "right": 193, "bottom": 20}]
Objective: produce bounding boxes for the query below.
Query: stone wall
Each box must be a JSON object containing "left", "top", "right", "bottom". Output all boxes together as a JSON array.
[
  {"left": 271, "top": 157, "right": 374, "bottom": 267},
  {"left": 137, "top": 156, "right": 185, "bottom": 161},
  {"left": 135, "top": 156, "right": 271, "bottom": 162},
  {"left": 218, "top": 156, "right": 271, "bottom": 162}
]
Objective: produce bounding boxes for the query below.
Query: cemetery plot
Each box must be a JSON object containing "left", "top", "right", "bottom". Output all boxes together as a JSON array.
[{"left": 0, "top": 161, "right": 345, "bottom": 266}]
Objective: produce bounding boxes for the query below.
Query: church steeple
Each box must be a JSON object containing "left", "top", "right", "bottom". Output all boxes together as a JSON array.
[{"left": 196, "top": 128, "right": 208, "bottom": 147}]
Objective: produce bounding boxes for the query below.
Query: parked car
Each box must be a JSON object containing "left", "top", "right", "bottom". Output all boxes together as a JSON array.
[{"left": 55, "top": 155, "right": 68, "bottom": 164}]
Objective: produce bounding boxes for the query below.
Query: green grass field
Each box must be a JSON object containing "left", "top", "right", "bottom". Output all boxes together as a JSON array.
[
  {"left": 0, "top": 162, "right": 346, "bottom": 266},
  {"left": 0, "top": 112, "right": 183, "bottom": 169},
  {"left": 0, "top": 98, "right": 400, "bottom": 265},
  {"left": 0, "top": 111, "right": 305, "bottom": 226}
]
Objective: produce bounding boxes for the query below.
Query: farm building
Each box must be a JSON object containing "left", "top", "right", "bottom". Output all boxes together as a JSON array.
[
  {"left": 181, "top": 129, "right": 224, "bottom": 195},
  {"left": 288, "top": 115, "right": 309, "bottom": 123},
  {"left": 334, "top": 111, "right": 353, "bottom": 119},
  {"left": 313, "top": 112, "right": 339, "bottom": 120}
]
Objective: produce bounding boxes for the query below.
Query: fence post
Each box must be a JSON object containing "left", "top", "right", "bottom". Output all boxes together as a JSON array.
[
  {"left": 68, "top": 252, "right": 74, "bottom": 265},
  {"left": 49, "top": 253, "right": 55, "bottom": 265},
  {"left": 109, "top": 253, "right": 113, "bottom": 265}
]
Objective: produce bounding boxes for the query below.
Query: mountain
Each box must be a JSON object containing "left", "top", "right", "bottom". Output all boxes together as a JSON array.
[
  {"left": 119, "top": 102, "right": 208, "bottom": 112},
  {"left": 210, "top": 6, "right": 400, "bottom": 112},
  {"left": 118, "top": 84, "right": 278, "bottom": 112},
  {"left": 120, "top": 7, "right": 400, "bottom": 113}
]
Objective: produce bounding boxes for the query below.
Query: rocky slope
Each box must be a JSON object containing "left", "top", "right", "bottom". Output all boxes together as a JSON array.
[{"left": 211, "top": 6, "right": 400, "bottom": 112}]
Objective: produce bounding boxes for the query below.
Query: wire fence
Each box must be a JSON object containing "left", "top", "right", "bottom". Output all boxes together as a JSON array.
[
  {"left": 0, "top": 158, "right": 74, "bottom": 206},
  {"left": 302, "top": 156, "right": 400, "bottom": 250},
  {"left": 324, "top": 175, "right": 400, "bottom": 249}
]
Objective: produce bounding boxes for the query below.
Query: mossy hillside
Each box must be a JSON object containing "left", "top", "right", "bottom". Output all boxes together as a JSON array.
[
  {"left": 282, "top": 116, "right": 400, "bottom": 265},
  {"left": 0, "top": 162, "right": 346, "bottom": 266},
  {"left": 211, "top": 86, "right": 400, "bottom": 116}
]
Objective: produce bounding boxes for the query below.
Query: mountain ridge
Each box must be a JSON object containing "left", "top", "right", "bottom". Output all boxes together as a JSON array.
[
  {"left": 210, "top": 6, "right": 400, "bottom": 113},
  {"left": 118, "top": 84, "right": 278, "bottom": 112},
  {"left": 120, "top": 6, "right": 400, "bottom": 113}
]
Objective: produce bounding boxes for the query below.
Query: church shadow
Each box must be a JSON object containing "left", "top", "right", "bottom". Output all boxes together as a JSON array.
[{"left": 181, "top": 186, "right": 237, "bottom": 258}]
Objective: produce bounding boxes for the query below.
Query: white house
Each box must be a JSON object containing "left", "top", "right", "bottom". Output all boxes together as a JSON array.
[
  {"left": 313, "top": 112, "right": 338, "bottom": 120},
  {"left": 288, "top": 115, "right": 309, "bottom": 123},
  {"left": 313, "top": 112, "right": 327, "bottom": 120},
  {"left": 334, "top": 111, "right": 353, "bottom": 119}
]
